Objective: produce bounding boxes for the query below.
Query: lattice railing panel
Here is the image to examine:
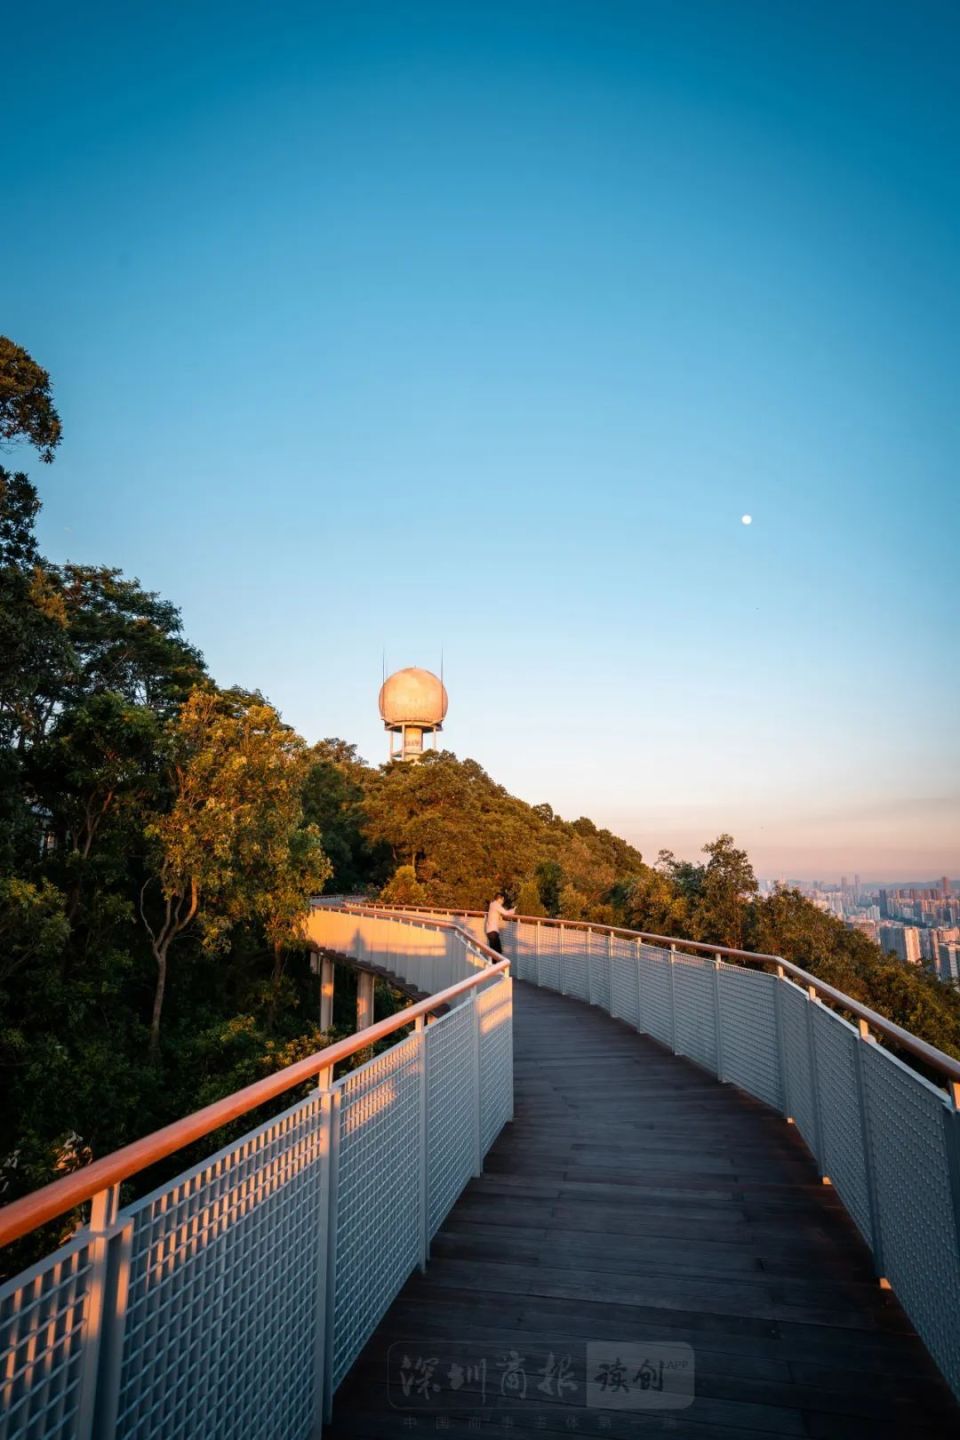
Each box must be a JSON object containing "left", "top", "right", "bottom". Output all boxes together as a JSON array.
[
  {"left": 426, "top": 1005, "right": 476, "bottom": 1238},
  {"left": 510, "top": 922, "right": 538, "bottom": 983},
  {"left": 809, "top": 1004, "right": 872, "bottom": 1247},
  {"left": 560, "top": 930, "right": 590, "bottom": 1002},
  {"left": 116, "top": 1094, "right": 325, "bottom": 1440},
  {"left": 673, "top": 954, "right": 718, "bottom": 1074},
  {"left": 862, "top": 1044, "right": 960, "bottom": 1399},
  {"left": 608, "top": 938, "right": 640, "bottom": 1028},
  {"left": 777, "top": 980, "right": 820, "bottom": 1161},
  {"left": 638, "top": 944, "right": 672, "bottom": 1047},
  {"left": 332, "top": 1036, "right": 421, "bottom": 1390},
  {"left": 535, "top": 928, "right": 561, "bottom": 992},
  {"left": 0, "top": 1233, "right": 98, "bottom": 1440},
  {"left": 717, "top": 965, "right": 782, "bottom": 1110},
  {"left": 587, "top": 929, "right": 610, "bottom": 1011},
  {"left": 478, "top": 975, "right": 514, "bottom": 1155}
]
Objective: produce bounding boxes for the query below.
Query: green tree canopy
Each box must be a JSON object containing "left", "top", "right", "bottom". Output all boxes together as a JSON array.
[
  {"left": 364, "top": 751, "right": 646, "bottom": 912},
  {"left": 0, "top": 337, "right": 62, "bottom": 463},
  {"left": 515, "top": 878, "right": 545, "bottom": 917},
  {"left": 302, "top": 739, "right": 388, "bottom": 894},
  {"left": 140, "top": 686, "right": 329, "bottom": 1052},
  {"left": 380, "top": 864, "right": 426, "bottom": 906}
]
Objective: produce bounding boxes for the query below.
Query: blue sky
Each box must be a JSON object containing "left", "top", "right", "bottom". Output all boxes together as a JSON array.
[{"left": 3, "top": 1, "right": 958, "bottom": 878}]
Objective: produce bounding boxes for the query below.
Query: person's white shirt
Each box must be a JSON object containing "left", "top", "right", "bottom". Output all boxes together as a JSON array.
[{"left": 485, "top": 898, "right": 515, "bottom": 934}]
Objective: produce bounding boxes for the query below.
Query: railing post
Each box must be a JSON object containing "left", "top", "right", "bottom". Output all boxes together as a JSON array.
[
  {"left": 804, "top": 984, "right": 827, "bottom": 1178},
  {"left": 586, "top": 926, "right": 593, "bottom": 1005},
  {"left": 853, "top": 1019, "right": 885, "bottom": 1277},
  {"left": 416, "top": 1015, "right": 430, "bottom": 1273},
  {"left": 771, "top": 964, "right": 787, "bottom": 1115},
  {"left": 80, "top": 1184, "right": 131, "bottom": 1440},
  {"left": 471, "top": 990, "right": 483, "bottom": 1176},
  {"left": 633, "top": 938, "right": 641, "bottom": 1031},
  {"left": 606, "top": 930, "right": 613, "bottom": 1015},
  {"left": 559, "top": 922, "right": 566, "bottom": 994},
  {"left": 943, "top": 1082, "right": 960, "bottom": 1305},
  {"left": 713, "top": 958, "right": 725, "bottom": 1082},
  {"left": 535, "top": 920, "right": 541, "bottom": 987},
  {"left": 314, "top": 1068, "right": 335, "bottom": 1436},
  {"left": 323, "top": 1079, "right": 342, "bottom": 1424},
  {"left": 669, "top": 944, "right": 678, "bottom": 1053}
]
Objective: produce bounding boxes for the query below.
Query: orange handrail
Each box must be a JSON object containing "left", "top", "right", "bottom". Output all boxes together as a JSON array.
[{"left": 0, "top": 953, "right": 509, "bottom": 1250}]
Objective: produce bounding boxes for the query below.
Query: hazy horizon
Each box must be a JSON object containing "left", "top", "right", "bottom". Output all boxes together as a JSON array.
[{"left": 4, "top": 1, "right": 958, "bottom": 878}]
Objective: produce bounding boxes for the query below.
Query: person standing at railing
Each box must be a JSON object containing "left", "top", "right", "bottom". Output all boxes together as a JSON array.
[{"left": 484, "top": 890, "right": 516, "bottom": 957}]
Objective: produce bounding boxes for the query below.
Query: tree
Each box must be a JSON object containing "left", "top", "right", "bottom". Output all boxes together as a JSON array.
[
  {"left": 140, "top": 687, "right": 328, "bottom": 1054},
  {"left": 0, "top": 467, "right": 44, "bottom": 566},
  {"left": 561, "top": 834, "right": 616, "bottom": 904},
  {"left": 535, "top": 860, "right": 564, "bottom": 916},
  {"left": 558, "top": 883, "right": 587, "bottom": 921},
  {"left": 260, "top": 821, "right": 333, "bottom": 1014},
  {"left": 692, "top": 835, "right": 758, "bottom": 949},
  {"left": 620, "top": 864, "right": 689, "bottom": 937},
  {"left": 33, "top": 693, "right": 162, "bottom": 861},
  {"left": 0, "top": 338, "right": 62, "bottom": 462},
  {"left": 302, "top": 739, "right": 387, "bottom": 893},
  {"left": 360, "top": 751, "right": 645, "bottom": 913},
  {"left": 58, "top": 565, "right": 205, "bottom": 713},
  {"left": 0, "top": 470, "right": 70, "bottom": 756},
  {"left": 515, "top": 878, "right": 545, "bottom": 917},
  {"left": 380, "top": 865, "right": 426, "bottom": 906},
  {"left": 656, "top": 849, "right": 706, "bottom": 907},
  {"left": 0, "top": 877, "right": 69, "bottom": 986},
  {"left": 362, "top": 752, "right": 535, "bottom": 905}
]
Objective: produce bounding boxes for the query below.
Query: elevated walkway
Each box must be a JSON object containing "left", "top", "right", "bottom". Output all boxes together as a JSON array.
[
  {"left": 2, "top": 904, "right": 960, "bottom": 1440},
  {"left": 327, "top": 981, "right": 958, "bottom": 1438}
]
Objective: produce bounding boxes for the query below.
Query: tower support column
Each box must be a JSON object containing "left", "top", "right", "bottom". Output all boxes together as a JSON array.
[
  {"left": 356, "top": 971, "right": 375, "bottom": 1031},
  {"left": 320, "top": 954, "right": 334, "bottom": 1031}
]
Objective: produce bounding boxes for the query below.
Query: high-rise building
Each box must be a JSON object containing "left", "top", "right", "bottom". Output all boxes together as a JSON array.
[
  {"left": 919, "top": 930, "right": 939, "bottom": 964},
  {"left": 878, "top": 924, "right": 922, "bottom": 966},
  {"left": 937, "top": 942, "right": 960, "bottom": 984}
]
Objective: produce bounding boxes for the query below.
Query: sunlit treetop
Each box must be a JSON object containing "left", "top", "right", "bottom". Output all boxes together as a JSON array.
[{"left": 0, "top": 337, "right": 62, "bottom": 463}]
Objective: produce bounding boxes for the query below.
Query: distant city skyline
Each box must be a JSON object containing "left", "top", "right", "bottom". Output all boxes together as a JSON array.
[
  {"left": 770, "top": 875, "right": 960, "bottom": 888},
  {"left": 4, "top": 1, "right": 958, "bottom": 877}
]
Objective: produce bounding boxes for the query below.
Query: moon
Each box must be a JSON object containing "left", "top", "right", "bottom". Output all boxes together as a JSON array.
[{"left": 741, "top": 514, "right": 752, "bottom": 525}]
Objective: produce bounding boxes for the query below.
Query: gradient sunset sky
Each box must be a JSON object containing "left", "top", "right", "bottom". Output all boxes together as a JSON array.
[{"left": 4, "top": 1, "right": 958, "bottom": 879}]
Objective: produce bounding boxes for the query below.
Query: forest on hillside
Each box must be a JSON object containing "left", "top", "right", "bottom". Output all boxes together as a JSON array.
[{"left": 3, "top": 337, "right": 960, "bottom": 1254}]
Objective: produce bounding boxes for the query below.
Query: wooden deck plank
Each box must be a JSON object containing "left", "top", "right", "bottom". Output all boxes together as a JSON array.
[{"left": 325, "top": 980, "right": 959, "bottom": 1437}]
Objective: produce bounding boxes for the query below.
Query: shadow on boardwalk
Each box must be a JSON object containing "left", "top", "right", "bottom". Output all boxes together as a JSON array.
[{"left": 326, "top": 980, "right": 959, "bottom": 1439}]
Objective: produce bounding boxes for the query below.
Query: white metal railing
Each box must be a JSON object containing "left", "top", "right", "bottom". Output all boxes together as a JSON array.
[
  {"left": 332, "top": 902, "right": 960, "bottom": 1405},
  {"left": 0, "top": 908, "right": 513, "bottom": 1440},
  {"left": 416, "top": 906, "right": 957, "bottom": 1405},
  {"left": 303, "top": 903, "right": 493, "bottom": 995}
]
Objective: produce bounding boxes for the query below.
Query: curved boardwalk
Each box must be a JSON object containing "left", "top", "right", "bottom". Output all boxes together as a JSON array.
[{"left": 326, "top": 981, "right": 959, "bottom": 1438}]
